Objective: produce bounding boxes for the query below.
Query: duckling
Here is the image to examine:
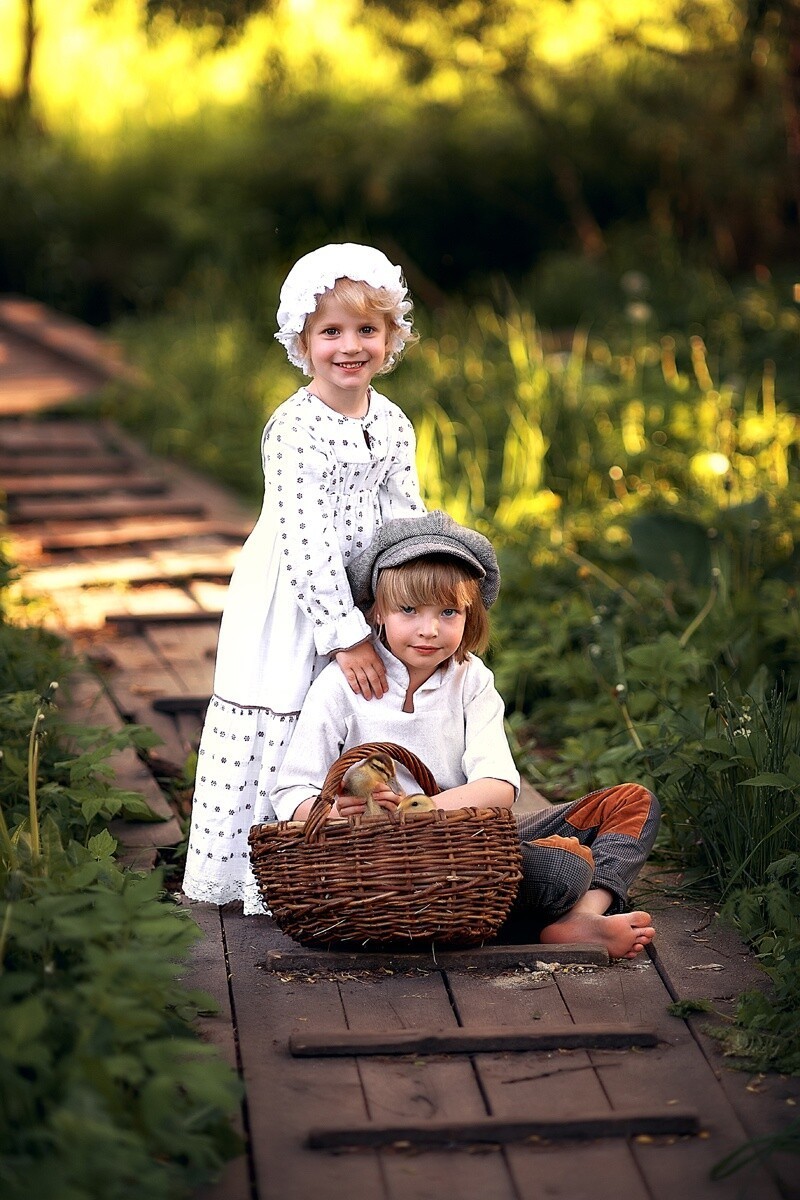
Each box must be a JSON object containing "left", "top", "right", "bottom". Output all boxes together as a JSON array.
[
  {"left": 396, "top": 793, "right": 437, "bottom": 814},
  {"left": 340, "top": 751, "right": 402, "bottom": 817}
]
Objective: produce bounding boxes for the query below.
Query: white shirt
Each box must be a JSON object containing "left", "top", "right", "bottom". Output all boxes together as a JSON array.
[{"left": 271, "top": 640, "right": 520, "bottom": 819}]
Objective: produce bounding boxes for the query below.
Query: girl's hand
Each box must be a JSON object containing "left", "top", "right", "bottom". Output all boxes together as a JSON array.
[{"left": 334, "top": 640, "right": 388, "bottom": 699}]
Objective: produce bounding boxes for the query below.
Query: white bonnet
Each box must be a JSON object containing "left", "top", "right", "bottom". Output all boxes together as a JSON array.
[{"left": 274, "top": 242, "right": 413, "bottom": 373}]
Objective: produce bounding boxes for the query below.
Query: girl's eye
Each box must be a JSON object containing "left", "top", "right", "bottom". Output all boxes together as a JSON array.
[
  {"left": 442, "top": 608, "right": 460, "bottom": 618},
  {"left": 360, "top": 325, "right": 378, "bottom": 335},
  {"left": 399, "top": 606, "right": 416, "bottom": 615},
  {"left": 321, "top": 327, "right": 339, "bottom": 336}
]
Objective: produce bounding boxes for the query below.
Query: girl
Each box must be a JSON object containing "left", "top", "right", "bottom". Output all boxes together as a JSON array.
[
  {"left": 182, "top": 243, "right": 425, "bottom": 913},
  {"left": 272, "top": 511, "right": 660, "bottom": 960}
]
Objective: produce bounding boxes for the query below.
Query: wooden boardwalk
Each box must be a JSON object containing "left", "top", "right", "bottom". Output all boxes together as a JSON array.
[{"left": 2, "top": 298, "right": 798, "bottom": 1200}]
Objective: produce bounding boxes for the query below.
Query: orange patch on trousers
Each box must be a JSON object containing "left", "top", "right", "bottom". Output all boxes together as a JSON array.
[
  {"left": 566, "top": 784, "right": 652, "bottom": 839},
  {"left": 531, "top": 835, "right": 595, "bottom": 868}
]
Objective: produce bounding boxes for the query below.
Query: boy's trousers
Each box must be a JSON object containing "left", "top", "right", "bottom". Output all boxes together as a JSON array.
[{"left": 512, "top": 783, "right": 660, "bottom": 921}]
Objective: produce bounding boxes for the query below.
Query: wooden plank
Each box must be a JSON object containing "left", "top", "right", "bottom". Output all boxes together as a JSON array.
[
  {"left": 95, "top": 633, "right": 194, "bottom": 768},
  {"left": 8, "top": 495, "right": 206, "bottom": 523},
  {"left": 106, "top": 585, "right": 200, "bottom": 619},
  {"left": 35, "top": 585, "right": 130, "bottom": 633},
  {"left": 17, "top": 548, "right": 237, "bottom": 592},
  {"left": 63, "top": 666, "right": 182, "bottom": 862},
  {"left": 4, "top": 472, "right": 167, "bottom": 497},
  {"left": 307, "top": 1109, "right": 701, "bottom": 1149},
  {"left": 222, "top": 908, "right": 388, "bottom": 1200},
  {"left": 448, "top": 965, "right": 652, "bottom": 1200},
  {"left": 34, "top": 516, "right": 249, "bottom": 552},
  {"left": 264, "top": 945, "right": 610, "bottom": 972},
  {"left": 290, "top": 1025, "right": 659, "bottom": 1057},
  {"left": 102, "top": 421, "right": 257, "bottom": 527},
  {"left": 175, "top": 710, "right": 205, "bottom": 755},
  {"left": 33, "top": 584, "right": 197, "bottom": 634},
  {"left": 0, "top": 419, "right": 108, "bottom": 454},
  {"left": 0, "top": 452, "right": 134, "bottom": 474},
  {"left": 0, "top": 366, "right": 110, "bottom": 414},
  {"left": 144, "top": 622, "right": 217, "bottom": 696},
  {"left": 0, "top": 295, "right": 142, "bottom": 385},
  {"left": 187, "top": 579, "right": 232, "bottom": 613},
  {"left": 179, "top": 901, "right": 251, "bottom": 1200},
  {"left": 642, "top": 881, "right": 800, "bottom": 1200},
  {"left": 337, "top": 970, "right": 519, "bottom": 1199},
  {"left": 554, "top": 954, "right": 785, "bottom": 1199}
]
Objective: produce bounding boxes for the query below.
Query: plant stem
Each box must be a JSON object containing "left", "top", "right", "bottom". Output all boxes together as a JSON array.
[
  {"left": 679, "top": 570, "right": 720, "bottom": 648},
  {"left": 27, "top": 707, "right": 44, "bottom": 867},
  {"left": 0, "top": 903, "right": 12, "bottom": 974},
  {"left": 563, "top": 547, "right": 640, "bottom": 608},
  {"left": 619, "top": 700, "right": 645, "bottom": 751},
  {"left": 0, "top": 802, "right": 14, "bottom": 863}
]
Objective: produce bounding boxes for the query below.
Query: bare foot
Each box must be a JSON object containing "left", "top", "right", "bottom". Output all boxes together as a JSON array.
[{"left": 539, "top": 910, "right": 655, "bottom": 960}]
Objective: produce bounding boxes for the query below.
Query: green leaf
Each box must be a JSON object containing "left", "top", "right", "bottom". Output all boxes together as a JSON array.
[
  {"left": 88, "top": 830, "right": 118, "bottom": 860},
  {"left": 740, "top": 773, "right": 796, "bottom": 789},
  {"left": 667, "top": 998, "right": 715, "bottom": 1018},
  {"left": 81, "top": 796, "right": 111, "bottom": 823}
]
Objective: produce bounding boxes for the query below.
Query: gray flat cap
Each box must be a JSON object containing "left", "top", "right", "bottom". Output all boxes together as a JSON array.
[{"left": 347, "top": 510, "right": 500, "bottom": 610}]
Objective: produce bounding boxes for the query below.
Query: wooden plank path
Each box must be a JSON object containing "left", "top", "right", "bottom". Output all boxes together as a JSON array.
[
  {"left": 181, "top": 900, "right": 799, "bottom": 1200},
  {"left": 2, "top": 299, "right": 798, "bottom": 1200}
]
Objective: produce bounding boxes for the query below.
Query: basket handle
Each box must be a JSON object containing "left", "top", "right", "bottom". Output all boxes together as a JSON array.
[{"left": 303, "top": 742, "right": 440, "bottom": 844}]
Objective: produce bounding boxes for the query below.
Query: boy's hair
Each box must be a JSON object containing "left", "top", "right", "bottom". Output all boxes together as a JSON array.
[
  {"left": 369, "top": 555, "right": 489, "bottom": 663},
  {"left": 298, "top": 278, "right": 418, "bottom": 375}
]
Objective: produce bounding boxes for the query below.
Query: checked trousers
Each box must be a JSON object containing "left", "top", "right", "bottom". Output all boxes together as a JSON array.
[{"left": 512, "top": 783, "right": 661, "bottom": 921}]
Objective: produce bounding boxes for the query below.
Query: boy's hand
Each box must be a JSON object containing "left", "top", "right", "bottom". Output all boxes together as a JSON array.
[
  {"left": 334, "top": 640, "right": 388, "bottom": 699},
  {"left": 333, "top": 793, "right": 366, "bottom": 818},
  {"left": 369, "top": 784, "right": 401, "bottom": 814},
  {"left": 334, "top": 785, "right": 399, "bottom": 818}
]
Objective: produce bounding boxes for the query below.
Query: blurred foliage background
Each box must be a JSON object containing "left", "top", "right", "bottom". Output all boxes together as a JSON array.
[{"left": 0, "top": 0, "right": 798, "bottom": 317}]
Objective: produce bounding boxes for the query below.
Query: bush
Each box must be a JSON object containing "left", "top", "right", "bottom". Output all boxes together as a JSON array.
[{"left": 0, "top": 612, "right": 241, "bottom": 1199}]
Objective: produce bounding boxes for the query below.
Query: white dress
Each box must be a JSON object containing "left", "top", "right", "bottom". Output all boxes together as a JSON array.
[{"left": 182, "top": 385, "right": 424, "bottom": 911}]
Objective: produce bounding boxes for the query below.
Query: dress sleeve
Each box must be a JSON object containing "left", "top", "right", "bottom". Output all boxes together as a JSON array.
[
  {"left": 379, "top": 410, "right": 426, "bottom": 521},
  {"left": 264, "top": 414, "right": 371, "bottom": 657},
  {"left": 270, "top": 668, "right": 349, "bottom": 820},
  {"left": 462, "top": 661, "right": 521, "bottom": 797}
]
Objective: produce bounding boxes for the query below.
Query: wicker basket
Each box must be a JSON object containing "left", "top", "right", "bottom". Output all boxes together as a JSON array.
[{"left": 248, "top": 741, "right": 522, "bottom": 948}]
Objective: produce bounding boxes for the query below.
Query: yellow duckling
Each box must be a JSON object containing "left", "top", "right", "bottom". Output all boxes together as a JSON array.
[
  {"left": 339, "top": 751, "right": 402, "bottom": 817},
  {"left": 396, "top": 793, "right": 437, "bottom": 814}
]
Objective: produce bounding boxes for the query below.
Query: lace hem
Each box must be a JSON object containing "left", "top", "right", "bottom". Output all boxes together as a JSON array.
[{"left": 182, "top": 874, "right": 271, "bottom": 916}]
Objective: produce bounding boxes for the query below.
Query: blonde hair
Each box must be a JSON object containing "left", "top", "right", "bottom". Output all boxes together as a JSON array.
[
  {"left": 369, "top": 556, "right": 489, "bottom": 663},
  {"left": 298, "top": 278, "right": 418, "bottom": 376}
]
